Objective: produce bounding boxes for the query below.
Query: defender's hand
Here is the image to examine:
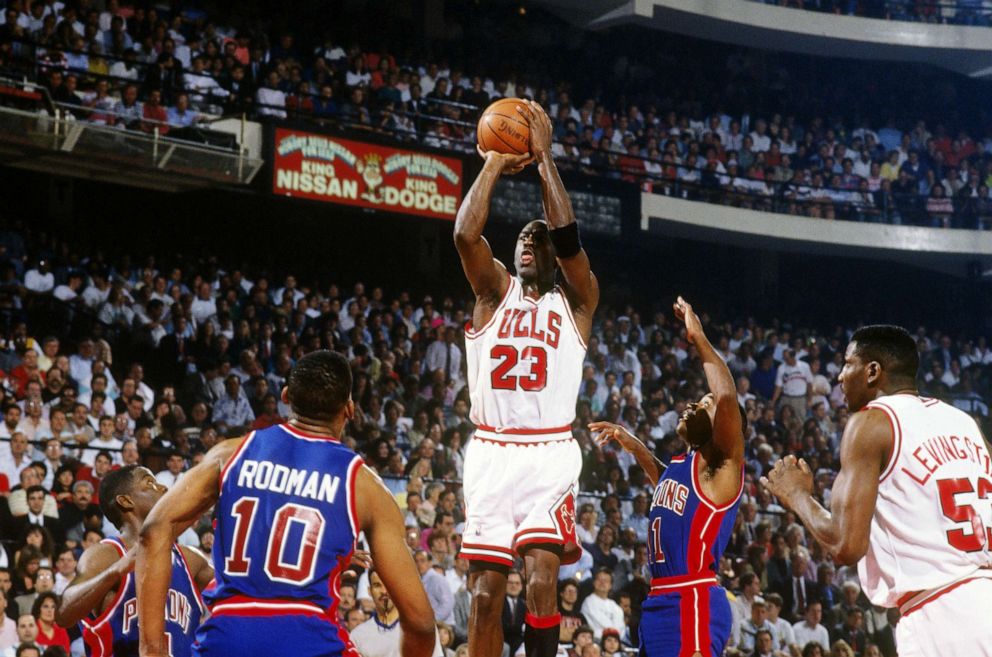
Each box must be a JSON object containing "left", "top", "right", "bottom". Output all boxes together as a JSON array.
[
  {"left": 673, "top": 296, "right": 704, "bottom": 345},
  {"left": 477, "top": 145, "right": 532, "bottom": 175},
  {"left": 589, "top": 421, "right": 642, "bottom": 454},
  {"left": 759, "top": 455, "right": 814, "bottom": 510}
]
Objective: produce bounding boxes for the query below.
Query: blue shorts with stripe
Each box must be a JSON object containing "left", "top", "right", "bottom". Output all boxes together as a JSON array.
[{"left": 638, "top": 585, "right": 733, "bottom": 657}]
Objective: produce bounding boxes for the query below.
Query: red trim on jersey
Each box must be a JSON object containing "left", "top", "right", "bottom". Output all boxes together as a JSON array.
[
  {"left": 696, "top": 585, "right": 712, "bottom": 657},
  {"left": 476, "top": 424, "right": 572, "bottom": 435},
  {"left": 210, "top": 599, "right": 332, "bottom": 618},
  {"left": 472, "top": 435, "right": 575, "bottom": 447},
  {"left": 462, "top": 542, "right": 514, "bottom": 554},
  {"left": 461, "top": 542, "right": 516, "bottom": 565},
  {"left": 175, "top": 545, "right": 207, "bottom": 614},
  {"left": 650, "top": 574, "right": 719, "bottom": 590},
  {"left": 280, "top": 423, "right": 342, "bottom": 442},
  {"left": 82, "top": 619, "right": 114, "bottom": 657},
  {"left": 525, "top": 612, "right": 562, "bottom": 629},
  {"left": 864, "top": 402, "right": 902, "bottom": 483},
  {"left": 677, "top": 587, "right": 699, "bottom": 656},
  {"left": 554, "top": 285, "right": 588, "bottom": 351},
  {"left": 219, "top": 431, "right": 256, "bottom": 490},
  {"left": 346, "top": 456, "right": 363, "bottom": 537},
  {"left": 84, "top": 538, "right": 129, "bottom": 627},
  {"left": 327, "top": 549, "right": 360, "bottom": 657},
  {"left": 670, "top": 455, "right": 686, "bottom": 463},
  {"left": 899, "top": 576, "right": 981, "bottom": 617},
  {"left": 515, "top": 535, "right": 565, "bottom": 551},
  {"left": 461, "top": 552, "right": 515, "bottom": 567},
  {"left": 464, "top": 270, "right": 514, "bottom": 339},
  {"left": 690, "top": 452, "right": 744, "bottom": 512}
]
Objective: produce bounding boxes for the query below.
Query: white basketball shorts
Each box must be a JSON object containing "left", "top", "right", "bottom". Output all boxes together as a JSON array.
[
  {"left": 459, "top": 428, "right": 582, "bottom": 568},
  {"left": 896, "top": 573, "right": 992, "bottom": 657}
]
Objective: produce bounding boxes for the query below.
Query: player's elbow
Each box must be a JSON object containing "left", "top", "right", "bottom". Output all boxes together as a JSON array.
[
  {"left": 834, "top": 537, "right": 869, "bottom": 566},
  {"left": 55, "top": 601, "right": 78, "bottom": 628},
  {"left": 402, "top": 609, "right": 437, "bottom": 639},
  {"left": 453, "top": 225, "right": 477, "bottom": 249}
]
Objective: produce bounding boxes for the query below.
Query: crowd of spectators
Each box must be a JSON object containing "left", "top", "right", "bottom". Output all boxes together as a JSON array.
[
  {"left": 0, "top": 213, "right": 988, "bottom": 657},
  {"left": 4, "top": 4, "right": 992, "bottom": 226},
  {"left": 755, "top": 0, "right": 992, "bottom": 25}
]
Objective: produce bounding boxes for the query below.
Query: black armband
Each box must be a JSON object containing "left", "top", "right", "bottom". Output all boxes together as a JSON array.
[{"left": 549, "top": 222, "right": 582, "bottom": 259}]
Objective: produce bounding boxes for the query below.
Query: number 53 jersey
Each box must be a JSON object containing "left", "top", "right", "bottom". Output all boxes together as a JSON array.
[
  {"left": 859, "top": 393, "right": 992, "bottom": 608},
  {"left": 198, "top": 424, "right": 363, "bottom": 657},
  {"left": 465, "top": 273, "right": 587, "bottom": 436}
]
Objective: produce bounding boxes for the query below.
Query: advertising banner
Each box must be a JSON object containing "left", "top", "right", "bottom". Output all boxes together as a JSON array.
[{"left": 272, "top": 128, "right": 464, "bottom": 220}]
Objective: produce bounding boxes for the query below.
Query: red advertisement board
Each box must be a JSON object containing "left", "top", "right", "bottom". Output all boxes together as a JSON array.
[{"left": 272, "top": 128, "right": 464, "bottom": 220}]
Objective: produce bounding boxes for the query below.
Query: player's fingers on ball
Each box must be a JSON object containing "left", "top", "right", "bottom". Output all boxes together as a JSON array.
[{"left": 799, "top": 458, "right": 811, "bottom": 473}]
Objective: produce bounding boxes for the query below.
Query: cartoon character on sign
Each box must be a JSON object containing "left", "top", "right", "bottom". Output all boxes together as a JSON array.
[{"left": 356, "top": 152, "right": 384, "bottom": 203}]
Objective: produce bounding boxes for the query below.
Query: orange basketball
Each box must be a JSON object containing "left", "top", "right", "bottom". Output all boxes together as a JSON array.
[{"left": 477, "top": 98, "right": 531, "bottom": 156}]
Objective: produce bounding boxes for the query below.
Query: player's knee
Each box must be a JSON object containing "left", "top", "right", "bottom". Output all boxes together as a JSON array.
[
  {"left": 471, "top": 586, "right": 501, "bottom": 619},
  {"left": 526, "top": 568, "right": 556, "bottom": 596}
]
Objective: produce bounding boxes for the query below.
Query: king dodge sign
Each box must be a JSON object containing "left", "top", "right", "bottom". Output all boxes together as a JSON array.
[{"left": 272, "top": 128, "right": 464, "bottom": 220}]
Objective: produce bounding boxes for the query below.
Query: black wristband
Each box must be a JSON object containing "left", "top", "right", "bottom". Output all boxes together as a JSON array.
[{"left": 549, "top": 222, "right": 582, "bottom": 259}]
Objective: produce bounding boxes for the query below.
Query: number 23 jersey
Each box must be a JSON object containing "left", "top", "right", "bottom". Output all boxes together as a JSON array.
[{"left": 465, "top": 273, "right": 587, "bottom": 434}]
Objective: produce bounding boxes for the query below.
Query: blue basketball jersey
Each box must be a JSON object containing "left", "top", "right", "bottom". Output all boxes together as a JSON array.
[
  {"left": 203, "top": 423, "right": 362, "bottom": 657},
  {"left": 647, "top": 450, "right": 742, "bottom": 583},
  {"left": 81, "top": 537, "right": 204, "bottom": 657}
]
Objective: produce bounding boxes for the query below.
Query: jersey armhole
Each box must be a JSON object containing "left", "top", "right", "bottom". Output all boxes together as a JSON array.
[
  {"left": 465, "top": 270, "right": 514, "bottom": 340},
  {"left": 865, "top": 402, "right": 902, "bottom": 483},
  {"left": 346, "top": 455, "right": 364, "bottom": 538},
  {"left": 219, "top": 431, "right": 256, "bottom": 492},
  {"left": 555, "top": 284, "right": 588, "bottom": 351}
]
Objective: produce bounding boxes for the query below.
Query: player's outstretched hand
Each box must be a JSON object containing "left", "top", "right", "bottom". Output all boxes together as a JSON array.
[
  {"left": 515, "top": 100, "right": 552, "bottom": 157},
  {"left": 759, "top": 455, "right": 814, "bottom": 510},
  {"left": 477, "top": 145, "right": 532, "bottom": 175},
  {"left": 673, "top": 295, "right": 704, "bottom": 345},
  {"left": 589, "top": 421, "right": 642, "bottom": 454}
]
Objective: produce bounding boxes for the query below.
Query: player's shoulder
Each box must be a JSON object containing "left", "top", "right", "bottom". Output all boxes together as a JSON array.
[{"left": 77, "top": 538, "right": 125, "bottom": 574}]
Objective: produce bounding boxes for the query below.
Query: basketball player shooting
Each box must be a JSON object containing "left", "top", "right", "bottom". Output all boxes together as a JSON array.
[
  {"left": 454, "top": 99, "right": 599, "bottom": 657},
  {"left": 761, "top": 326, "right": 992, "bottom": 657}
]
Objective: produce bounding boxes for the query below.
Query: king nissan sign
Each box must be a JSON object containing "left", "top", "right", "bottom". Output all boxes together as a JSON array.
[{"left": 272, "top": 128, "right": 464, "bottom": 220}]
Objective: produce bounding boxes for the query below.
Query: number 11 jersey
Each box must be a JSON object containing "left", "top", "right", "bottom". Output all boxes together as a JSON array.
[{"left": 465, "top": 273, "right": 587, "bottom": 438}]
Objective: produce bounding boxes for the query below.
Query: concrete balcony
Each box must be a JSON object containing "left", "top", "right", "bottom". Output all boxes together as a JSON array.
[
  {"left": 548, "top": 0, "right": 992, "bottom": 78},
  {"left": 641, "top": 191, "right": 992, "bottom": 277}
]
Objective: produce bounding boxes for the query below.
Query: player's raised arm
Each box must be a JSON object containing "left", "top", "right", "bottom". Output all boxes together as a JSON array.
[
  {"left": 674, "top": 297, "right": 743, "bottom": 462},
  {"left": 454, "top": 148, "right": 529, "bottom": 303},
  {"left": 56, "top": 541, "right": 134, "bottom": 627},
  {"left": 137, "top": 437, "right": 242, "bottom": 657},
  {"left": 588, "top": 422, "right": 665, "bottom": 486},
  {"left": 356, "top": 466, "right": 436, "bottom": 657},
  {"left": 518, "top": 100, "right": 599, "bottom": 321},
  {"left": 761, "top": 408, "right": 890, "bottom": 564}
]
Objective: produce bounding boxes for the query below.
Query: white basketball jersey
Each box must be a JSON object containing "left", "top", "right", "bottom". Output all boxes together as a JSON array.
[
  {"left": 464, "top": 274, "right": 586, "bottom": 443},
  {"left": 858, "top": 393, "right": 992, "bottom": 606}
]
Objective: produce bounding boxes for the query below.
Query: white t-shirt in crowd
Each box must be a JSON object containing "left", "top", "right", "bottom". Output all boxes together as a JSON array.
[{"left": 775, "top": 361, "right": 813, "bottom": 397}]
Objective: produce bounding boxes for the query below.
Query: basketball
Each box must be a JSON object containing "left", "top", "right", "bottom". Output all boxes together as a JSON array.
[{"left": 477, "top": 98, "right": 531, "bottom": 156}]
